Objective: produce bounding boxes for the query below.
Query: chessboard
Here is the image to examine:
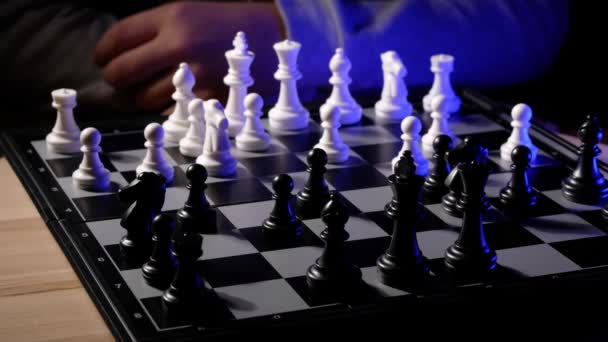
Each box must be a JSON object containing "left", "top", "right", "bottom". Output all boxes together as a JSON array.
[{"left": 2, "top": 90, "right": 608, "bottom": 341}]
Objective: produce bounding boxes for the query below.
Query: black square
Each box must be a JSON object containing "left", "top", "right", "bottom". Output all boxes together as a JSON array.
[
  {"left": 239, "top": 154, "right": 307, "bottom": 177},
  {"left": 239, "top": 225, "right": 324, "bottom": 252},
  {"left": 482, "top": 221, "right": 544, "bottom": 250},
  {"left": 47, "top": 155, "right": 117, "bottom": 178},
  {"left": 352, "top": 142, "right": 402, "bottom": 164},
  {"left": 344, "top": 236, "right": 391, "bottom": 268},
  {"left": 577, "top": 210, "right": 608, "bottom": 233},
  {"left": 529, "top": 165, "right": 572, "bottom": 191},
  {"left": 275, "top": 132, "right": 321, "bottom": 153},
  {"left": 100, "top": 132, "right": 147, "bottom": 153},
  {"left": 165, "top": 146, "right": 196, "bottom": 165},
  {"left": 456, "top": 130, "right": 510, "bottom": 151},
  {"left": 105, "top": 244, "right": 147, "bottom": 271},
  {"left": 382, "top": 122, "right": 402, "bottom": 139},
  {"left": 73, "top": 194, "right": 128, "bottom": 221},
  {"left": 285, "top": 275, "right": 383, "bottom": 307},
  {"left": 198, "top": 253, "right": 281, "bottom": 288},
  {"left": 488, "top": 193, "right": 567, "bottom": 218},
  {"left": 365, "top": 206, "right": 450, "bottom": 236},
  {"left": 206, "top": 178, "right": 273, "bottom": 206},
  {"left": 121, "top": 166, "right": 188, "bottom": 188},
  {"left": 325, "top": 165, "right": 389, "bottom": 191},
  {"left": 550, "top": 236, "right": 608, "bottom": 268},
  {"left": 141, "top": 293, "right": 234, "bottom": 329}
]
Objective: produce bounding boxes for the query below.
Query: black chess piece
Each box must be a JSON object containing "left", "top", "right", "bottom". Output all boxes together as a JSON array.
[
  {"left": 142, "top": 214, "right": 176, "bottom": 288},
  {"left": 176, "top": 164, "right": 216, "bottom": 234},
  {"left": 162, "top": 231, "right": 206, "bottom": 309},
  {"left": 262, "top": 174, "right": 303, "bottom": 234},
  {"left": 562, "top": 115, "right": 608, "bottom": 204},
  {"left": 444, "top": 155, "right": 497, "bottom": 278},
  {"left": 377, "top": 151, "right": 430, "bottom": 289},
  {"left": 296, "top": 148, "right": 331, "bottom": 219},
  {"left": 306, "top": 192, "right": 362, "bottom": 299},
  {"left": 423, "top": 134, "right": 453, "bottom": 201},
  {"left": 499, "top": 145, "right": 538, "bottom": 214},
  {"left": 118, "top": 172, "right": 166, "bottom": 255}
]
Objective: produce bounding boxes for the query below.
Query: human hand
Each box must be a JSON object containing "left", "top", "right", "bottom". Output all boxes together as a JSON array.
[{"left": 94, "top": 1, "right": 285, "bottom": 113}]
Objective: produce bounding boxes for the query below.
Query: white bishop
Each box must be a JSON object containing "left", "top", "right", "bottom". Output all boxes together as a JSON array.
[{"left": 163, "top": 63, "right": 195, "bottom": 144}]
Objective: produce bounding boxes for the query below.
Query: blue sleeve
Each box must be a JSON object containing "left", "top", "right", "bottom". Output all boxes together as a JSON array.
[{"left": 275, "top": 0, "right": 570, "bottom": 98}]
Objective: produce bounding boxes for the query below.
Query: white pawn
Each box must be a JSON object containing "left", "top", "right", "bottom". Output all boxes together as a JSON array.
[
  {"left": 392, "top": 116, "right": 428, "bottom": 176},
  {"left": 374, "top": 50, "right": 412, "bottom": 124},
  {"left": 137, "top": 123, "right": 174, "bottom": 183},
  {"left": 236, "top": 93, "right": 271, "bottom": 152},
  {"left": 46, "top": 88, "right": 81, "bottom": 154},
  {"left": 196, "top": 100, "right": 237, "bottom": 177},
  {"left": 321, "top": 48, "right": 362, "bottom": 125},
  {"left": 163, "top": 63, "right": 195, "bottom": 144},
  {"left": 179, "top": 98, "right": 206, "bottom": 158},
  {"left": 268, "top": 39, "right": 310, "bottom": 130},
  {"left": 422, "top": 54, "right": 461, "bottom": 113},
  {"left": 313, "top": 105, "right": 350, "bottom": 164},
  {"left": 72, "top": 128, "right": 110, "bottom": 191},
  {"left": 500, "top": 103, "right": 538, "bottom": 162},
  {"left": 224, "top": 31, "right": 255, "bottom": 137},
  {"left": 421, "top": 95, "right": 456, "bottom": 158}
]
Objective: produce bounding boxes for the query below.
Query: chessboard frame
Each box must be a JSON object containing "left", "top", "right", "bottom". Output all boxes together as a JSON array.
[{"left": 2, "top": 89, "right": 608, "bottom": 341}]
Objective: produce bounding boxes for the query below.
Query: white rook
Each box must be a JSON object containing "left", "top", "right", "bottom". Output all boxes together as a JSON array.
[
  {"left": 224, "top": 31, "right": 254, "bottom": 137},
  {"left": 46, "top": 88, "right": 81, "bottom": 154},
  {"left": 422, "top": 54, "right": 461, "bottom": 114}
]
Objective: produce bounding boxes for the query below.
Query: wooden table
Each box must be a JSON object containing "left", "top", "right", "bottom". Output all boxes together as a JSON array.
[{"left": 0, "top": 157, "right": 114, "bottom": 341}]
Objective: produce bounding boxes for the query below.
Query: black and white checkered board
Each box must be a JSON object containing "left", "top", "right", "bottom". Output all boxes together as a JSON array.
[{"left": 4, "top": 93, "right": 608, "bottom": 341}]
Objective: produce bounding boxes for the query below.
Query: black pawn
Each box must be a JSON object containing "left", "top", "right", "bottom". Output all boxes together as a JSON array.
[
  {"left": 118, "top": 172, "right": 166, "bottom": 255},
  {"left": 263, "top": 174, "right": 302, "bottom": 234},
  {"left": 378, "top": 151, "right": 430, "bottom": 289},
  {"left": 562, "top": 115, "right": 608, "bottom": 204},
  {"left": 162, "top": 231, "right": 205, "bottom": 309},
  {"left": 499, "top": 145, "right": 538, "bottom": 213},
  {"left": 177, "top": 164, "right": 216, "bottom": 234},
  {"left": 306, "top": 192, "right": 362, "bottom": 298},
  {"left": 423, "top": 134, "right": 453, "bottom": 201},
  {"left": 296, "top": 148, "right": 331, "bottom": 218},
  {"left": 142, "top": 214, "right": 176, "bottom": 287},
  {"left": 444, "top": 157, "right": 497, "bottom": 278}
]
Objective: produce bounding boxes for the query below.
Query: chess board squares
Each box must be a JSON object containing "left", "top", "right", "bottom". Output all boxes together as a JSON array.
[
  {"left": 550, "top": 235, "right": 608, "bottom": 268},
  {"left": 238, "top": 224, "right": 324, "bottom": 253},
  {"left": 494, "top": 244, "right": 580, "bottom": 278},
  {"left": 521, "top": 213, "right": 607, "bottom": 244},
  {"left": 258, "top": 171, "right": 334, "bottom": 195},
  {"left": 488, "top": 151, "right": 561, "bottom": 173},
  {"left": 340, "top": 186, "right": 392, "bottom": 213},
  {"left": 73, "top": 194, "right": 130, "bottom": 221},
  {"left": 543, "top": 189, "right": 608, "bottom": 212},
  {"left": 239, "top": 154, "right": 307, "bottom": 177},
  {"left": 106, "top": 148, "right": 179, "bottom": 172},
  {"left": 310, "top": 112, "right": 376, "bottom": 127},
  {"left": 121, "top": 166, "right": 188, "bottom": 188},
  {"left": 302, "top": 215, "right": 388, "bottom": 242},
  {"left": 99, "top": 131, "right": 147, "bottom": 153},
  {"left": 56, "top": 172, "right": 128, "bottom": 198},
  {"left": 365, "top": 207, "right": 451, "bottom": 235},
  {"left": 449, "top": 114, "right": 505, "bottom": 136},
  {"left": 197, "top": 253, "right": 282, "bottom": 288},
  {"left": 46, "top": 153, "right": 117, "bottom": 178},
  {"left": 178, "top": 163, "right": 253, "bottom": 184},
  {"left": 528, "top": 165, "right": 571, "bottom": 191},
  {"left": 487, "top": 193, "right": 567, "bottom": 219},
  {"left": 423, "top": 203, "right": 506, "bottom": 228},
  {"left": 294, "top": 150, "right": 367, "bottom": 170},
  {"left": 351, "top": 142, "right": 402, "bottom": 165},
  {"left": 325, "top": 165, "right": 389, "bottom": 191}
]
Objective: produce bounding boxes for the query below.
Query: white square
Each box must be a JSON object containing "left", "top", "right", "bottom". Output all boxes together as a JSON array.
[
  {"left": 178, "top": 164, "right": 253, "bottom": 184},
  {"left": 106, "top": 149, "right": 178, "bottom": 171},
  {"left": 450, "top": 114, "right": 504, "bottom": 135},
  {"left": 303, "top": 215, "right": 388, "bottom": 241},
  {"left": 542, "top": 189, "right": 607, "bottom": 212},
  {"left": 219, "top": 200, "right": 274, "bottom": 229},
  {"left": 340, "top": 126, "right": 400, "bottom": 147},
  {"left": 121, "top": 269, "right": 164, "bottom": 299},
  {"left": 417, "top": 229, "right": 459, "bottom": 259},
  {"left": 485, "top": 172, "right": 512, "bottom": 198},
  {"left": 341, "top": 186, "right": 392, "bottom": 213},
  {"left": 87, "top": 219, "right": 124, "bottom": 246},
  {"left": 261, "top": 246, "right": 323, "bottom": 278},
  {"left": 200, "top": 229, "right": 259, "bottom": 260},
  {"left": 521, "top": 213, "right": 606, "bottom": 243},
  {"left": 497, "top": 244, "right": 581, "bottom": 277},
  {"left": 56, "top": 172, "right": 128, "bottom": 199}
]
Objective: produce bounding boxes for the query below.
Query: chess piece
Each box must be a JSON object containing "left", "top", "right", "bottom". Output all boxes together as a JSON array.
[
  {"left": 224, "top": 31, "right": 255, "bottom": 137},
  {"left": 143, "top": 214, "right": 176, "bottom": 287},
  {"left": 46, "top": 88, "right": 81, "bottom": 154},
  {"left": 296, "top": 148, "right": 331, "bottom": 218},
  {"left": 162, "top": 231, "right": 206, "bottom": 308},
  {"left": 562, "top": 115, "right": 608, "bottom": 204},
  {"left": 313, "top": 104, "right": 350, "bottom": 164},
  {"left": 118, "top": 172, "right": 166, "bottom": 255},
  {"left": 72, "top": 127, "right": 111, "bottom": 191},
  {"left": 263, "top": 174, "right": 303, "bottom": 235},
  {"left": 177, "top": 164, "right": 216, "bottom": 234},
  {"left": 392, "top": 116, "right": 428, "bottom": 176},
  {"left": 235, "top": 93, "right": 271, "bottom": 151},
  {"left": 268, "top": 40, "right": 310, "bottom": 130},
  {"left": 137, "top": 123, "right": 175, "bottom": 184},
  {"left": 196, "top": 100, "right": 237, "bottom": 177},
  {"left": 444, "top": 156, "right": 497, "bottom": 277},
  {"left": 163, "top": 63, "right": 196, "bottom": 144},
  {"left": 500, "top": 103, "right": 538, "bottom": 163},
  {"left": 377, "top": 151, "right": 430, "bottom": 289},
  {"left": 374, "top": 50, "right": 412, "bottom": 124},
  {"left": 499, "top": 145, "right": 538, "bottom": 213},
  {"left": 423, "top": 134, "right": 453, "bottom": 201},
  {"left": 422, "top": 54, "right": 461, "bottom": 113},
  {"left": 306, "top": 192, "right": 362, "bottom": 298},
  {"left": 320, "top": 48, "right": 362, "bottom": 125},
  {"left": 179, "top": 98, "right": 206, "bottom": 158},
  {"left": 421, "top": 95, "right": 456, "bottom": 159}
]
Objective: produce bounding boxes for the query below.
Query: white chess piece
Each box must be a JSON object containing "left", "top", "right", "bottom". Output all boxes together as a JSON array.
[
  {"left": 137, "top": 123, "right": 174, "bottom": 183},
  {"left": 392, "top": 116, "right": 428, "bottom": 176},
  {"left": 321, "top": 48, "right": 362, "bottom": 125},
  {"left": 313, "top": 104, "right": 350, "bottom": 164},
  {"left": 196, "top": 100, "right": 237, "bottom": 177},
  {"left": 422, "top": 54, "right": 461, "bottom": 113},
  {"left": 224, "top": 31, "right": 255, "bottom": 137},
  {"left": 500, "top": 103, "right": 538, "bottom": 162},
  {"left": 72, "top": 127, "right": 111, "bottom": 191},
  {"left": 179, "top": 98, "right": 206, "bottom": 158},
  {"left": 374, "top": 51, "right": 412, "bottom": 124},
  {"left": 268, "top": 40, "right": 310, "bottom": 130},
  {"left": 421, "top": 95, "right": 456, "bottom": 158},
  {"left": 236, "top": 93, "right": 271, "bottom": 152},
  {"left": 163, "top": 63, "right": 195, "bottom": 144},
  {"left": 46, "top": 88, "right": 81, "bottom": 154}
]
